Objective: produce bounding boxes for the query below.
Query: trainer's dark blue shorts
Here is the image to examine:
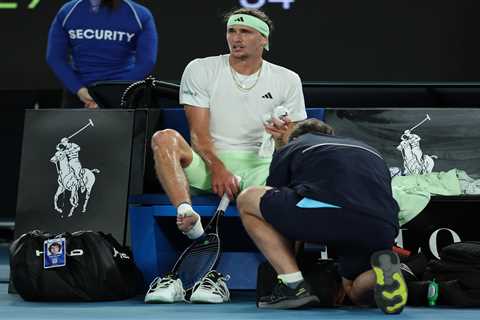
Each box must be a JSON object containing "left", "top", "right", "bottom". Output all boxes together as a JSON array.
[{"left": 259, "top": 187, "right": 397, "bottom": 280}]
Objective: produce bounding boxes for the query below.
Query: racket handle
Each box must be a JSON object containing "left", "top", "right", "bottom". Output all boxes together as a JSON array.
[
  {"left": 218, "top": 193, "right": 230, "bottom": 212},
  {"left": 217, "top": 176, "right": 240, "bottom": 211}
]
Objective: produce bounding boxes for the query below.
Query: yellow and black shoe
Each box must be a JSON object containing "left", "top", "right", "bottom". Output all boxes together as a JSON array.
[{"left": 371, "top": 250, "right": 408, "bottom": 314}]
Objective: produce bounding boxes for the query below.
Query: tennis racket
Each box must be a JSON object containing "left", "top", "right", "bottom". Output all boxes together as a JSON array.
[{"left": 171, "top": 193, "right": 230, "bottom": 292}]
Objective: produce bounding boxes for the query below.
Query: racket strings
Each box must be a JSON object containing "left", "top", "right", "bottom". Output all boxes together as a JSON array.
[
  {"left": 175, "top": 236, "right": 221, "bottom": 290},
  {"left": 185, "top": 243, "right": 218, "bottom": 256},
  {"left": 183, "top": 251, "right": 216, "bottom": 259},
  {"left": 173, "top": 201, "right": 228, "bottom": 292},
  {"left": 179, "top": 246, "right": 218, "bottom": 268}
]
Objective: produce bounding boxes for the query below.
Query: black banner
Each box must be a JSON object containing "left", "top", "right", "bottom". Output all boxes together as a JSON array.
[
  {"left": 325, "top": 108, "right": 480, "bottom": 179},
  {"left": 15, "top": 109, "right": 145, "bottom": 243}
]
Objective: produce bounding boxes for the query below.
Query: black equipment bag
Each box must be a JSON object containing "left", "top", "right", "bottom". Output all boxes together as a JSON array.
[
  {"left": 440, "top": 241, "right": 480, "bottom": 265},
  {"left": 425, "top": 241, "right": 480, "bottom": 289},
  {"left": 10, "top": 230, "right": 143, "bottom": 301},
  {"left": 256, "top": 254, "right": 341, "bottom": 307},
  {"left": 403, "top": 242, "right": 480, "bottom": 307}
]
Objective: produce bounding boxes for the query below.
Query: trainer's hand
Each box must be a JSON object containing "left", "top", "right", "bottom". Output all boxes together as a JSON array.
[
  {"left": 77, "top": 87, "right": 98, "bottom": 109},
  {"left": 210, "top": 164, "right": 239, "bottom": 200}
]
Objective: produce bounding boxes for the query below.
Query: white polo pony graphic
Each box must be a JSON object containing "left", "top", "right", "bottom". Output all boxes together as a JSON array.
[
  {"left": 50, "top": 119, "right": 100, "bottom": 217},
  {"left": 396, "top": 114, "right": 437, "bottom": 175}
]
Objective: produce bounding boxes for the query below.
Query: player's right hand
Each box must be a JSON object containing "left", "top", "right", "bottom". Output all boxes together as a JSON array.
[{"left": 210, "top": 165, "right": 239, "bottom": 200}]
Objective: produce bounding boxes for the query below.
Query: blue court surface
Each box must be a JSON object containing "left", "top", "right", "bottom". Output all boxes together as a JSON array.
[
  {"left": 2, "top": 244, "right": 480, "bottom": 320},
  {"left": 2, "top": 284, "right": 480, "bottom": 320}
]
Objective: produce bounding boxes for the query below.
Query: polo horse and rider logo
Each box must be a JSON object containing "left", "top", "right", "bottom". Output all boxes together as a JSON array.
[
  {"left": 50, "top": 119, "right": 100, "bottom": 217},
  {"left": 396, "top": 114, "right": 438, "bottom": 175}
]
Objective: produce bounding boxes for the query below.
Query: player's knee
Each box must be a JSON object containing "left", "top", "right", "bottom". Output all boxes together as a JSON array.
[{"left": 151, "top": 129, "right": 180, "bottom": 151}]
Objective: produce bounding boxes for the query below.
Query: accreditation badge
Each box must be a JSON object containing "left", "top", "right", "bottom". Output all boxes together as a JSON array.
[{"left": 43, "top": 238, "right": 66, "bottom": 269}]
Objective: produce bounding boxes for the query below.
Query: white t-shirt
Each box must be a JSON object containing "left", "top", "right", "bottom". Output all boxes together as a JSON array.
[{"left": 179, "top": 54, "right": 307, "bottom": 152}]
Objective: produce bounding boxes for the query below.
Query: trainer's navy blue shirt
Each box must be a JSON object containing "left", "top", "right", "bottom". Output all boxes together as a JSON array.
[
  {"left": 267, "top": 133, "right": 399, "bottom": 229},
  {"left": 46, "top": 0, "right": 158, "bottom": 94}
]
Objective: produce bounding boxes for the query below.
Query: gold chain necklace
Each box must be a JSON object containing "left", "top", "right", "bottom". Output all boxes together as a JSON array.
[{"left": 229, "top": 63, "right": 262, "bottom": 91}]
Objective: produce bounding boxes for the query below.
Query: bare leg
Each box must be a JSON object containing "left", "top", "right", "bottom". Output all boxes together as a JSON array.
[
  {"left": 151, "top": 129, "right": 194, "bottom": 207},
  {"left": 236, "top": 187, "right": 299, "bottom": 274},
  {"left": 342, "top": 270, "right": 376, "bottom": 306},
  {"left": 152, "top": 129, "right": 198, "bottom": 232}
]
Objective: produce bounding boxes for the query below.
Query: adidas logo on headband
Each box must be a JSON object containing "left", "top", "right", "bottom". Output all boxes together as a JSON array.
[{"left": 234, "top": 17, "right": 245, "bottom": 22}]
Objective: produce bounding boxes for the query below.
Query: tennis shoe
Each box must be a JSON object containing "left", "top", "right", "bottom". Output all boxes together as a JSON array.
[
  {"left": 258, "top": 279, "right": 319, "bottom": 309},
  {"left": 190, "top": 270, "right": 230, "bottom": 303},
  {"left": 371, "top": 250, "right": 408, "bottom": 314},
  {"left": 144, "top": 273, "right": 185, "bottom": 303}
]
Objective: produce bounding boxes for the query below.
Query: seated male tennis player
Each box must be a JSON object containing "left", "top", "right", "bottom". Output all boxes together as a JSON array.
[
  {"left": 144, "top": 7, "right": 307, "bottom": 304},
  {"left": 236, "top": 118, "right": 407, "bottom": 314}
]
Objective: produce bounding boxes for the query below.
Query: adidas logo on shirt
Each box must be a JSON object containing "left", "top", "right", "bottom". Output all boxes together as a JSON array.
[{"left": 262, "top": 92, "right": 273, "bottom": 99}]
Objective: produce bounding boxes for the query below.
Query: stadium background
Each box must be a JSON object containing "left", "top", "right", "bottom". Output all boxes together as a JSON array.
[
  {"left": 2, "top": 0, "right": 480, "bottom": 230},
  {"left": 1, "top": 0, "right": 480, "bottom": 102}
]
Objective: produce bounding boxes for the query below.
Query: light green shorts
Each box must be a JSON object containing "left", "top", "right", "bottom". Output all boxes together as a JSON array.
[{"left": 184, "top": 150, "right": 272, "bottom": 192}]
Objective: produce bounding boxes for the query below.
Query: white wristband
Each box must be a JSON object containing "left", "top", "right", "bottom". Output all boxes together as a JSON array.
[{"left": 183, "top": 213, "right": 204, "bottom": 240}]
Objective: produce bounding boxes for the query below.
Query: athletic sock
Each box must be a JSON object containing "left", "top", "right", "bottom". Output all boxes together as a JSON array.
[{"left": 278, "top": 271, "right": 304, "bottom": 289}]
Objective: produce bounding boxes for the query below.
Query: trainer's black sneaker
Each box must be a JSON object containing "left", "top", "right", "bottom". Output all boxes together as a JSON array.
[
  {"left": 371, "top": 250, "right": 408, "bottom": 314},
  {"left": 258, "top": 279, "right": 320, "bottom": 309}
]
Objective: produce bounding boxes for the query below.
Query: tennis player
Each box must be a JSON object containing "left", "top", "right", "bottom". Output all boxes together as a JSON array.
[
  {"left": 146, "top": 8, "right": 307, "bottom": 303},
  {"left": 236, "top": 118, "right": 407, "bottom": 313}
]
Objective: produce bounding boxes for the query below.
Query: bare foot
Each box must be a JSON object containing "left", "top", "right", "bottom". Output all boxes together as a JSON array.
[{"left": 176, "top": 213, "right": 199, "bottom": 233}]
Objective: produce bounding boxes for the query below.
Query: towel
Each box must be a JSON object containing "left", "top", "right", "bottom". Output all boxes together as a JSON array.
[{"left": 258, "top": 106, "right": 289, "bottom": 157}]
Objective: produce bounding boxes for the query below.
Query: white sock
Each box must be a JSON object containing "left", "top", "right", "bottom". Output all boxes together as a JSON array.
[{"left": 278, "top": 271, "right": 304, "bottom": 288}]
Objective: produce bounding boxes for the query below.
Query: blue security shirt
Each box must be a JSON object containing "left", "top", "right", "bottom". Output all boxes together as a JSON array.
[{"left": 46, "top": 0, "right": 158, "bottom": 94}]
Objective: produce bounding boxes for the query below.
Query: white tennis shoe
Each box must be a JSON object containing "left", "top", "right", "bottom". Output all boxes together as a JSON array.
[
  {"left": 144, "top": 273, "right": 185, "bottom": 303},
  {"left": 190, "top": 270, "right": 230, "bottom": 303}
]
